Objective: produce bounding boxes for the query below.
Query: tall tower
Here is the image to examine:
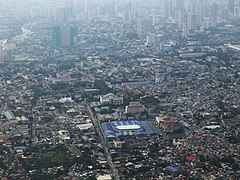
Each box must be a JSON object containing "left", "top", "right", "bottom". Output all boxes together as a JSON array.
[
  {"left": 182, "top": 22, "right": 189, "bottom": 37},
  {"left": 210, "top": 3, "right": 218, "bottom": 27},
  {"left": 52, "top": 25, "right": 78, "bottom": 48},
  {"left": 174, "top": 8, "right": 182, "bottom": 29},
  {"left": 228, "top": 0, "right": 235, "bottom": 14},
  {"left": 175, "top": 0, "right": 185, "bottom": 12},
  {"left": 203, "top": 0, "right": 210, "bottom": 17},
  {"left": 137, "top": 16, "right": 153, "bottom": 38},
  {"left": 76, "top": 0, "right": 85, "bottom": 14},
  {"left": 191, "top": 0, "right": 197, "bottom": 15},
  {"left": 196, "top": 0, "right": 204, "bottom": 27},
  {"left": 52, "top": 26, "right": 61, "bottom": 48},
  {"left": 187, "top": 13, "right": 197, "bottom": 30},
  {"left": 234, "top": 0, "right": 240, "bottom": 17},
  {"left": 65, "top": 0, "right": 77, "bottom": 16},
  {"left": 60, "top": 25, "right": 73, "bottom": 47},
  {"left": 55, "top": 7, "right": 73, "bottom": 24},
  {"left": 164, "top": 0, "right": 173, "bottom": 17}
]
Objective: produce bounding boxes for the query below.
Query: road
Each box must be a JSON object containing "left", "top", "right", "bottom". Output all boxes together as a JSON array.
[
  {"left": 31, "top": 110, "right": 38, "bottom": 145},
  {"left": 88, "top": 107, "right": 120, "bottom": 180}
]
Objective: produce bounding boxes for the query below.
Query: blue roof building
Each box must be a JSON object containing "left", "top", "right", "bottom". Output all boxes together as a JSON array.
[{"left": 100, "top": 120, "right": 159, "bottom": 140}]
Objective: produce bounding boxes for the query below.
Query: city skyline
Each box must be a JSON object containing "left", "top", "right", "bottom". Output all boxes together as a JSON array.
[{"left": 0, "top": 0, "right": 239, "bottom": 179}]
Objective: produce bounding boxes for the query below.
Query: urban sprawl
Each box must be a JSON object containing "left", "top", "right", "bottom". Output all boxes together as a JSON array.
[{"left": 0, "top": 0, "right": 239, "bottom": 179}]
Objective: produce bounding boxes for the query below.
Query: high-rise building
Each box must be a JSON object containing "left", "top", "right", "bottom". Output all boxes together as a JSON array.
[
  {"left": 52, "top": 26, "right": 61, "bottom": 48},
  {"left": 107, "top": 2, "right": 116, "bottom": 17},
  {"left": 47, "top": 6, "right": 56, "bottom": 21},
  {"left": 137, "top": 16, "right": 153, "bottom": 38},
  {"left": 124, "top": 10, "right": 133, "bottom": 22},
  {"left": 191, "top": 0, "right": 197, "bottom": 15},
  {"left": 174, "top": 8, "right": 182, "bottom": 29},
  {"left": 84, "top": 0, "right": 91, "bottom": 14},
  {"left": 182, "top": 22, "right": 189, "bottom": 37},
  {"left": 234, "top": 6, "right": 240, "bottom": 17},
  {"left": 210, "top": 3, "right": 218, "bottom": 27},
  {"left": 221, "top": 7, "right": 229, "bottom": 21},
  {"left": 60, "top": 25, "right": 73, "bottom": 47},
  {"left": 146, "top": 33, "right": 156, "bottom": 46},
  {"left": 164, "top": 0, "right": 173, "bottom": 17},
  {"left": 55, "top": 7, "right": 73, "bottom": 24},
  {"left": 187, "top": 13, "right": 197, "bottom": 30},
  {"left": 52, "top": 25, "right": 78, "bottom": 48},
  {"left": 75, "top": 0, "right": 85, "bottom": 14},
  {"left": 65, "top": 0, "right": 77, "bottom": 16},
  {"left": 229, "top": 0, "right": 235, "bottom": 13},
  {"left": 202, "top": 17, "right": 210, "bottom": 29},
  {"left": 203, "top": 0, "right": 210, "bottom": 17},
  {"left": 175, "top": 0, "right": 185, "bottom": 12},
  {"left": 29, "top": 7, "right": 43, "bottom": 19},
  {"left": 196, "top": 0, "right": 204, "bottom": 26},
  {"left": 234, "top": 0, "right": 240, "bottom": 17}
]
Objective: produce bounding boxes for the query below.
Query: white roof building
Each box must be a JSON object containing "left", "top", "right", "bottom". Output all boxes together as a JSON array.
[
  {"left": 96, "top": 174, "right": 112, "bottom": 180},
  {"left": 100, "top": 93, "right": 124, "bottom": 105}
]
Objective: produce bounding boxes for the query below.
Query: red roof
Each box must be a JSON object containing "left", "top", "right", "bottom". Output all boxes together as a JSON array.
[
  {"left": 163, "top": 119, "right": 179, "bottom": 127},
  {"left": 164, "top": 120, "right": 175, "bottom": 123},
  {"left": 186, "top": 155, "right": 197, "bottom": 161},
  {"left": 163, "top": 116, "right": 170, "bottom": 119}
]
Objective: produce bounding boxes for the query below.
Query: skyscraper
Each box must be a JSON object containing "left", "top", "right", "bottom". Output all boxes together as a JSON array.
[
  {"left": 190, "top": 0, "right": 197, "bottom": 15},
  {"left": 175, "top": 0, "right": 185, "bottom": 12},
  {"left": 55, "top": 7, "right": 73, "bottom": 24},
  {"left": 52, "top": 26, "right": 61, "bottom": 48},
  {"left": 137, "top": 16, "right": 153, "bottom": 38},
  {"left": 65, "top": 0, "right": 77, "bottom": 16},
  {"left": 210, "top": 3, "right": 218, "bottom": 27},
  {"left": 229, "top": 0, "right": 235, "bottom": 13},
  {"left": 234, "top": 0, "right": 240, "bottom": 17},
  {"left": 187, "top": 13, "right": 197, "bottom": 30},
  {"left": 174, "top": 8, "right": 182, "bottom": 29},
  {"left": 164, "top": 0, "right": 173, "bottom": 17},
  {"left": 196, "top": 0, "right": 204, "bottom": 26},
  {"left": 52, "top": 25, "right": 78, "bottom": 48}
]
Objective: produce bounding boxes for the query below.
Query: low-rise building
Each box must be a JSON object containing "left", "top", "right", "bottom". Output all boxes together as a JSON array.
[
  {"left": 96, "top": 174, "right": 112, "bottom": 180},
  {"left": 156, "top": 116, "right": 182, "bottom": 133},
  {"left": 125, "top": 102, "right": 145, "bottom": 114},
  {"left": 100, "top": 93, "right": 124, "bottom": 105}
]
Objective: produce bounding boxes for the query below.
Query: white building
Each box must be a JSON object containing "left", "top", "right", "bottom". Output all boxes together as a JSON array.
[
  {"left": 146, "top": 33, "right": 156, "bottom": 46},
  {"left": 96, "top": 174, "right": 112, "bottom": 180},
  {"left": 76, "top": 123, "right": 93, "bottom": 130},
  {"left": 58, "top": 130, "right": 70, "bottom": 140},
  {"left": 125, "top": 102, "right": 145, "bottom": 114},
  {"left": 100, "top": 93, "right": 124, "bottom": 105}
]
